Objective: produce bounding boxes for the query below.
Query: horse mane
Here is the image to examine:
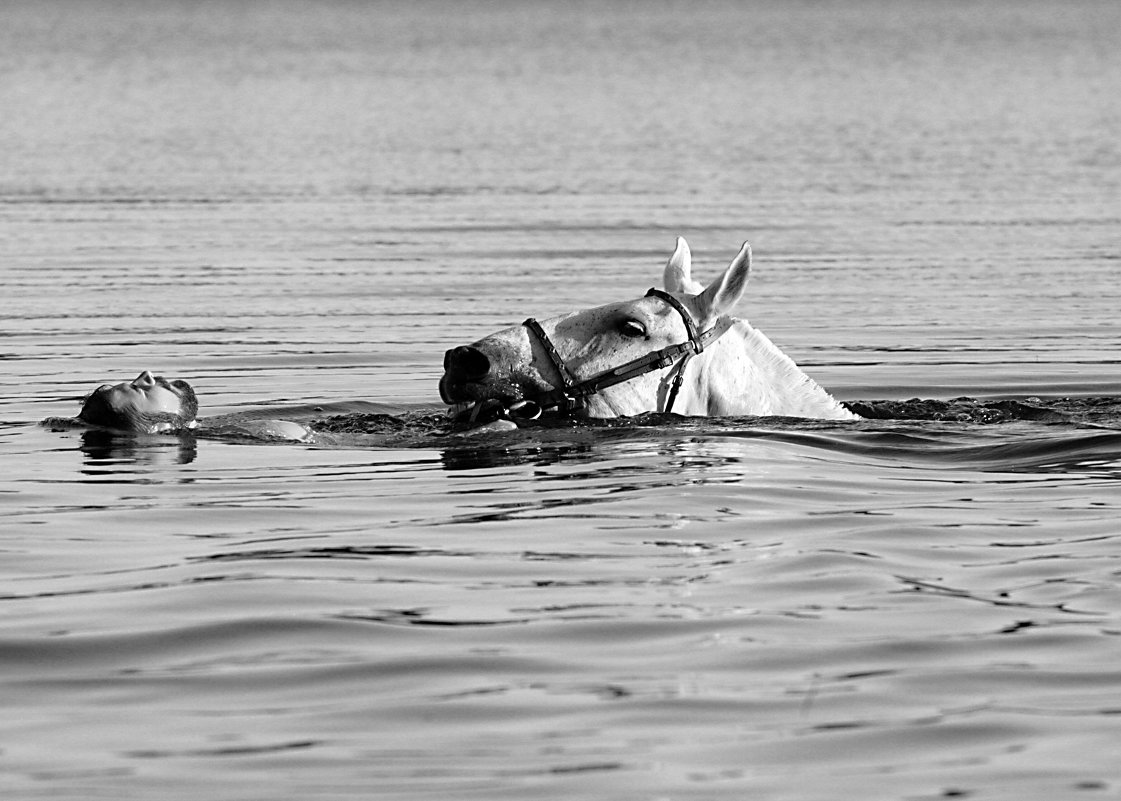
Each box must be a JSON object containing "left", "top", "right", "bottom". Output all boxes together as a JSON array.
[{"left": 700, "top": 318, "right": 854, "bottom": 419}]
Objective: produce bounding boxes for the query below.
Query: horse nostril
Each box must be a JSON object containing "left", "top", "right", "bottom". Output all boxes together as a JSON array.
[{"left": 447, "top": 345, "right": 491, "bottom": 381}]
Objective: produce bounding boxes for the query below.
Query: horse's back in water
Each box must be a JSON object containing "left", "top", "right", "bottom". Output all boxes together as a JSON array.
[{"left": 440, "top": 237, "right": 857, "bottom": 422}]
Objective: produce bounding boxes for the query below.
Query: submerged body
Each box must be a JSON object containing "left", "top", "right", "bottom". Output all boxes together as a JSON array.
[{"left": 440, "top": 238, "right": 857, "bottom": 422}]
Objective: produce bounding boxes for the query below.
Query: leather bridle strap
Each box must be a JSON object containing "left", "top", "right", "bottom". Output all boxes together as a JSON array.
[
  {"left": 522, "top": 288, "right": 723, "bottom": 415},
  {"left": 522, "top": 317, "right": 582, "bottom": 412},
  {"left": 645, "top": 288, "right": 702, "bottom": 351}
]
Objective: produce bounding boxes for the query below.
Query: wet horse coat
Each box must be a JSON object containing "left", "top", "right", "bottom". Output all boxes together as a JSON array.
[{"left": 440, "top": 238, "right": 858, "bottom": 422}]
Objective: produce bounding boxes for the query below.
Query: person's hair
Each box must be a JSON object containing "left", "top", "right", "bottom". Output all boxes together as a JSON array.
[{"left": 78, "top": 379, "right": 198, "bottom": 433}]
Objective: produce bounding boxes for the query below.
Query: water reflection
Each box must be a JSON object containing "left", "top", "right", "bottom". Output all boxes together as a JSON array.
[
  {"left": 79, "top": 429, "right": 198, "bottom": 469},
  {"left": 440, "top": 442, "right": 597, "bottom": 470}
]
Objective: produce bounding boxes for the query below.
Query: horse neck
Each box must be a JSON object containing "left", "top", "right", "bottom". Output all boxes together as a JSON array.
[{"left": 684, "top": 318, "right": 854, "bottom": 419}]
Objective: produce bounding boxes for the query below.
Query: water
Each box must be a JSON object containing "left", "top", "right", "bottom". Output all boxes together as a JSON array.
[{"left": 2, "top": 1, "right": 1120, "bottom": 798}]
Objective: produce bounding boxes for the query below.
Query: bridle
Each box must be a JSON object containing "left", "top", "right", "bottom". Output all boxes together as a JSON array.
[{"left": 521, "top": 288, "right": 724, "bottom": 416}]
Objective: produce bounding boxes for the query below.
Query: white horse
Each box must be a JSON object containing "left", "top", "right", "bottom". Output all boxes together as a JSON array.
[{"left": 440, "top": 238, "right": 858, "bottom": 422}]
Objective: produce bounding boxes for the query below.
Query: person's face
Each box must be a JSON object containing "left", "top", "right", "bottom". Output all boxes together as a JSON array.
[
  {"left": 95, "top": 371, "right": 187, "bottom": 418},
  {"left": 78, "top": 371, "right": 198, "bottom": 433}
]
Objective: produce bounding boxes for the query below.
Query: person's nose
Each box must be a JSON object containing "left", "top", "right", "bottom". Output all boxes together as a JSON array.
[{"left": 132, "top": 370, "right": 156, "bottom": 389}]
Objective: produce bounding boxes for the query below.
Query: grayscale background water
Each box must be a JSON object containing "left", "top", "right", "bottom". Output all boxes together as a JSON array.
[{"left": 2, "top": 1, "right": 1120, "bottom": 799}]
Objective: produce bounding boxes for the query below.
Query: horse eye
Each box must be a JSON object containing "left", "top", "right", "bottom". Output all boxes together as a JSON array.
[{"left": 619, "top": 319, "right": 647, "bottom": 339}]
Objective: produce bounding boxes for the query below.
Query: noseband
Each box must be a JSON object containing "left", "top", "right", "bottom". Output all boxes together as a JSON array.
[{"left": 522, "top": 288, "right": 723, "bottom": 415}]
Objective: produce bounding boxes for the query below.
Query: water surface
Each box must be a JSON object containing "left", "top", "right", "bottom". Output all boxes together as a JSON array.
[{"left": 2, "top": 1, "right": 1120, "bottom": 799}]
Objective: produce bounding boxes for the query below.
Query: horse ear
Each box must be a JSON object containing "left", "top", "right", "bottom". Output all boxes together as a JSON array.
[
  {"left": 663, "top": 237, "right": 702, "bottom": 295},
  {"left": 696, "top": 241, "right": 751, "bottom": 319}
]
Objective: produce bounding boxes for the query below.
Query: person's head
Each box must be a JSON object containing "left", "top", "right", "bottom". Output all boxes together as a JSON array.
[{"left": 78, "top": 371, "right": 199, "bottom": 433}]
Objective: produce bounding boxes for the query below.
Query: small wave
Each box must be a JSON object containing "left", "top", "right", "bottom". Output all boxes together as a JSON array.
[
  {"left": 845, "top": 396, "right": 1121, "bottom": 427},
  {"left": 307, "top": 396, "right": 1121, "bottom": 440},
  {"left": 312, "top": 410, "right": 445, "bottom": 435}
]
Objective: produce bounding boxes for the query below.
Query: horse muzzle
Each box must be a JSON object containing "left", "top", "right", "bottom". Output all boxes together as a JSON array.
[
  {"left": 439, "top": 345, "right": 492, "bottom": 404},
  {"left": 440, "top": 343, "right": 547, "bottom": 424}
]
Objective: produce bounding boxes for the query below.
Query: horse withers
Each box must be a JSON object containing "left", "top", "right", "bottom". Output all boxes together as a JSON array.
[{"left": 440, "top": 238, "right": 858, "bottom": 423}]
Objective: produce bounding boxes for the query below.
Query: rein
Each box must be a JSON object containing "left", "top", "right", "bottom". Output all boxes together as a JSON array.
[{"left": 522, "top": 288, "right": 723, "bottom": 416}]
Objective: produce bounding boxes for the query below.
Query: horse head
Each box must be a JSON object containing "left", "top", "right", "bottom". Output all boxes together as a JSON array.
[{"left": 440, "top": 238, "right": 857, "bottom": 422}]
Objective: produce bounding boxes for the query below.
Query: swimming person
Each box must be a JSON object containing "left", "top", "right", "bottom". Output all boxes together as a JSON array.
[{"left": 55, "top": 370, "right": 313, "bottom": 441}]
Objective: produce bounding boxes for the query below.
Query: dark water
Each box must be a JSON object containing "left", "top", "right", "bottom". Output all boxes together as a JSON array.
[{"left": 2, "top": 1, "right": 1120, "bottom": 799}]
